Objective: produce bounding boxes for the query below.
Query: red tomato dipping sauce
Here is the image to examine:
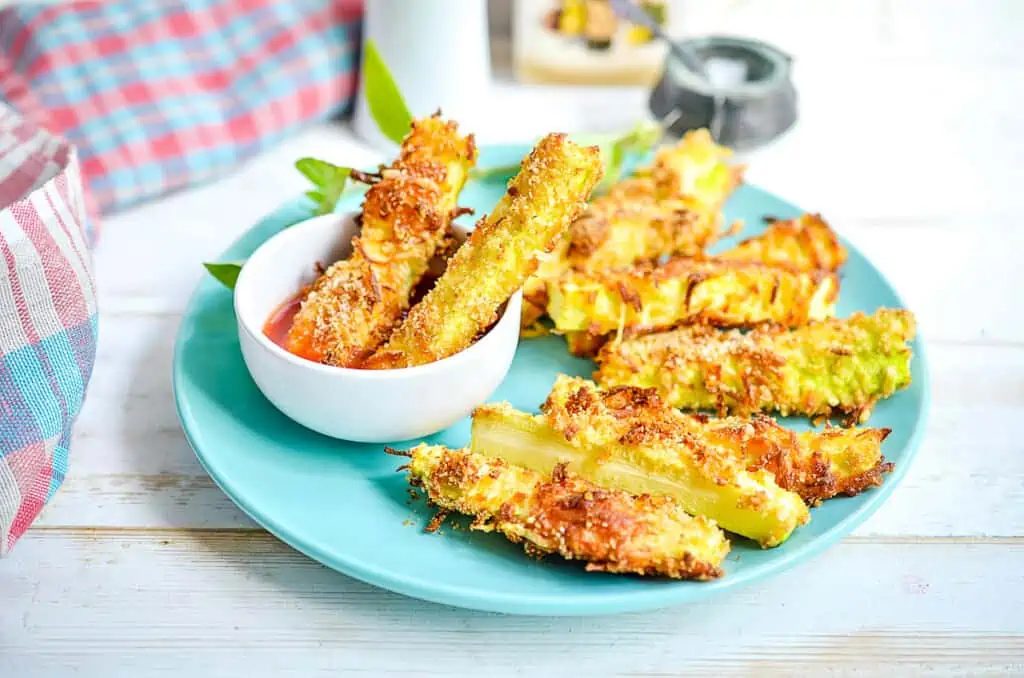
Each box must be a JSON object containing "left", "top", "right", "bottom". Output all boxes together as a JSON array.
[
  {"left": 263, "top": 292, "right": 305, "bottom": 351},
  {"left": 261, "top": 269, "right": 446, "bottom": 368}
]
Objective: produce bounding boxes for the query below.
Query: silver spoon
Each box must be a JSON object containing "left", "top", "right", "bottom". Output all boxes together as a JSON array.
[{"left": 607, "top": 0, "right": 724, "bottom": 141}]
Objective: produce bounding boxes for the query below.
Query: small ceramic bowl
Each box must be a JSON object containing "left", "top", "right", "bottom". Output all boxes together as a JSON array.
[{"left": 233, "top": 213, "right": 522, "bottom": 443}]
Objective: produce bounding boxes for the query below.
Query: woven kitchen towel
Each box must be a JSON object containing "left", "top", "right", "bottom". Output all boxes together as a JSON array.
[
  {"left": 0, "top": 0, "right": 362, "bottom": 220},
  {"left": 0, "top": 0, "right": 362, "bottom": 553},
  {"left": 0, "top": 104, "right": 96, "bottom": 555}
]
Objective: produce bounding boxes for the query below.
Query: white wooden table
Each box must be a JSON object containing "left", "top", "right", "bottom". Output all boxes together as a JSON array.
[{"left": 3, "top": 2, "right": 1023, "bottom": 675}]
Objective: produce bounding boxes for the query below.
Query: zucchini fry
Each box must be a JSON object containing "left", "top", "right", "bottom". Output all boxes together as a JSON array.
[
  {"left": 471, "top": 391, "right": 810, "bottom": 548},
  {"left": 521, "top": 236, "right": 570, "bottom": 332},
  {"left": 632, "top": 128, "right": 745, "bottom": 210},
  {"left": 519, "top": 129, "right": 742, "bottom": 330},
  {"left": 367, "top": 133, "right": 602, "bottom": 368},
  {"left": 716, "top": 418, "right": 895, "bottom": 504},
  {"left": 717, "top": 213, "right": 847, "bottom": 271},
  {"left": 554, "top": 214, "right": 845, "bottom": 357},
  {"left": 566, "top": 194, "right": 721, "bottom": 272},
  {"left": 542, "top": 376, "right": 892, "bottom": 505},
  {"left": 575, "top": 128, "right": 741, "bottom": 268},
  {"left": 546, "top": 257, "right": 838, "bottom": 336},
  {"left": 286, "top": 115, "right": 477, "bottom": 366},
  {"left": 395, "top": 444, "right": 729, "bottom": 580},
  {"left": 595, "top": 309, "right": 916, "bottom": 423}
]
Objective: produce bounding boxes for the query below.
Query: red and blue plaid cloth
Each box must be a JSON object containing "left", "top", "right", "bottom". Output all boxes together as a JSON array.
[{"left": 0, "top": 0, "right": 361, "bottom": 553}]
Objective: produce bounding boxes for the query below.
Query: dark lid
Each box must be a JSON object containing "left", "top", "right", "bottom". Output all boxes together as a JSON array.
[{"left": 649, "top": 35, "right": 798, "bottom": 150}]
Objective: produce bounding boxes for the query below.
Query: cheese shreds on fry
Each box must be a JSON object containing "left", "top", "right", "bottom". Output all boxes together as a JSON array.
[
  {"left": 546, "top": 257, "right": 838, "bottom": 337},
  {"left": 695, "top": 415, "right": 895, "bottom": 505},
  {"left": 717, "top": 213, "right": 848, "bottom": 272},
  {"left": 630, "top": 128, "right": 745, "bottom": 210},
  {"left": 595, "top": 309, "right": 916, "bottom": 424},
  {"left": 520, "top": 129, "right": 742, "bottom": 330},
  {"left": 555, "top": 213, "right": 847, "bottom": 358},
  {"left": 285, "top": 115, "right": 476, "bottom": 366},
  {"left": 471, "top": 379, "right": 811, "bottom": 548},
  {"left": 395, "top": 444, "right": 729, "bottom": 579},
  {"left": 543, "top": 376, "right": 893, "bottom": 506},
  {"left": 567, "top": 194, "right": 721, "bottom": 272},
  {"left": 366, "top": 133, "right": 603, "bottom": 368}
]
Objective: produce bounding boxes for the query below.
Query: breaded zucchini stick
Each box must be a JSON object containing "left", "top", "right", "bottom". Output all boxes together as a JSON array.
[
  {"left": 554, "top": 215, "right": 845, "bottom": 357},
  {"left": 717, "top": 213, "right": 847, "bottom": 272},
  {"left": 520, "top": 236, "right": 570, "bottom": 331},
  {"left": 286, "top": 115, "right": 476, "bottom": 366},
  {"left": 546, "top": 257, "right": 838, "bottom": 337},
  {"left": 694, "top": 415, "right": 894, "bottom": 505},
  {"left": 632, "top": 128, "right": 745, "bottom": 210},
  {"left": 471, "top": 390, "right": 810, "bottom": 548},
  {"left": 520, "top": 129, "right": 742, "bottom": 330},
  {"left": 567, "top": 194, "right": 721, "bottom": 272},
  {"left": 394, "top": 444, "right": 728, "bottom": 580},
  {"left": 367, "top": 133, "right": 602, "bottom": 368},
  {"left": 538, "top": 376, "right": 892, "bottom": 505},
  {"left": 595, "top": 309, "right": 916, "bottom": 423}
]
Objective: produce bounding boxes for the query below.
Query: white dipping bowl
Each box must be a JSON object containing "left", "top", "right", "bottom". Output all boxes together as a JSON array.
[{"left": 233, "top": 213, "right": 522, "bottom": 443}]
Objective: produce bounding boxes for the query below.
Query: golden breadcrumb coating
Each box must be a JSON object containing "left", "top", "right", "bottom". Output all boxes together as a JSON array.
[
  {"left": 554, "top": 212, "right": 845, "bottom": 356},
  {"left": 595, "top": 309, "right": 916, "bottom": 424},
  {"left": 472, "top": 378, "right": 812, "bottom": 548},
  {"left": 519, "top": 129, "right": 742, "bottom": 330},
  {"left": 632, "top": 128, "right": 745, "bottom": 210},
  {"left": 285, "top": 115, "right": 476, "bottom": 366},
  {"left": 545, "top": 376, "right": 893, "bottom": 506},
  {"left": 566, "top": 192, "right": 721, "bottom": 271},
  {"left": 718, "top": 213, "right": 848, "bottom": 272},
  {"left": 547, "top": 257, "right": 838, "bottom": 337},
  {"left": 393, "top": 444, "right": 729, "bottom": 579},
  {"left": 692, "top": 414, "right": 894, "bottom": 505},
  {"left": 366, "top": 133, "right": 602, "bottom": 368}
]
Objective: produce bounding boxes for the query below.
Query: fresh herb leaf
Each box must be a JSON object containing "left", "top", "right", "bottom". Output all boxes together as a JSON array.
[
  {"left": 295, "top": 158, "right": 352, "bottom": 215},
  {"left": 469, "top": 163, "right": 522, "bottom": 181},
  {"left": 203, "top": 261, "right": 244, "bottom": 290},
  {"left": 576, "top": 120, "right": 663, "bottom": 189},
  {"left": 363, "top": 40, "right": 413, "bottom": 145}
]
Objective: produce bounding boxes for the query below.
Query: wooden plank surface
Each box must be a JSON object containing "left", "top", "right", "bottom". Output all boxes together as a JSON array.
[
  {"left": 3, "top": 531, "right": 1022, "bottom": 677},
  {"left": 4, "top": 1, "right": 1023, "bottom": 675}
]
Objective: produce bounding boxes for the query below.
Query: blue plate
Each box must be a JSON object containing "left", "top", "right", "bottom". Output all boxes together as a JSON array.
[{"left": 173, "top": 144, "right": 930, "bottom": 616}]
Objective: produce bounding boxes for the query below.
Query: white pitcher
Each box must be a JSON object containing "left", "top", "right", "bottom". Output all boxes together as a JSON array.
[{"left": 352, "top": 0, "right": 492, "bottom": 151}]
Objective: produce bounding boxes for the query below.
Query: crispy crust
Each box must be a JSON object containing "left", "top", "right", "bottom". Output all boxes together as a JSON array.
[
  {"left": 718, "top": 213, "right": 848, "bottom": 272},
  {"left": 399, "top": 444, "right": 728, "bottom": 580},
  {"left": 285, "top": 115, "right": 477, "bottom": 366},
  {"left": 566, "top": 190, "right": 721, "bottom": 271},
  {"left": 471, "top": 386, "right": 811, "bottom": 547},
  {"left": 540, "top": 376, "right": 893, "bottom": 505},
  {"left": 546, "top": 257, "right": 839, "bottom": 336},
  {"left": 594, "top": 309, "right": 916, "bottom": 423},
  {"left": 631, "top": 128, "right": 746, "bottom": 210},
  {"left": 563, "top": 330, "right": 612, "bottom": 358},
  {"left": 367, "top": 133, "right": 602, "bottom": 368},
  {"left": 517, "top": 130, "right": 741, "bottom": 331}
]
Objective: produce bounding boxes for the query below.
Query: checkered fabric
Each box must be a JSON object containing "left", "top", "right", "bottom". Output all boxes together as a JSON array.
[
  {"left": 0, "top": 0, "right": 362, "bottom": 218},
  {"left": 0, "top": 104, "right": 95, "bottom": 554},
  {"left": 0, "top": 0, "right": 362, "bottom": 553}
]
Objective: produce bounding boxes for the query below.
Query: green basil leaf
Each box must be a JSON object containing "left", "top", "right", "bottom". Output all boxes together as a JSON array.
[
  {"left": 203, "top": 262, "right": 244, "bottom": 290},
  {"left": 295, "top": 158, "right": 352, "bottom": 215},
  {"left": 363, "top": 40, "right": 413, "bottom": 145},
  {"left": 605, "top": 142, "right": 627, "bottom": 186},
  {"left": 469, "top": 163, "right": 521, "bottom": 181}
]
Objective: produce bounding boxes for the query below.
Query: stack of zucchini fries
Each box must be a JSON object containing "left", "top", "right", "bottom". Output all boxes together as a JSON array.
[{"left": 387, "top": 128, "right": 917, "bottom": 581}]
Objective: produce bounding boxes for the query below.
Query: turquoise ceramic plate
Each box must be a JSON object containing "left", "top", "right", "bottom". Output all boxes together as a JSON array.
[{"left": 173, "top": 144, "right": 930, "bottom": 616}]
